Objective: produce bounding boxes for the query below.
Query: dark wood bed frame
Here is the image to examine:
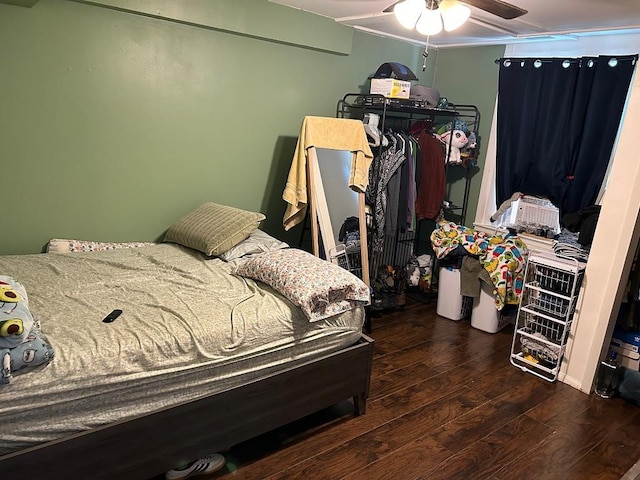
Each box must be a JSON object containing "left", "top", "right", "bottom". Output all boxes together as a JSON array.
[{"left": 0, "top": 334, "right": 373, "bottom": 480}]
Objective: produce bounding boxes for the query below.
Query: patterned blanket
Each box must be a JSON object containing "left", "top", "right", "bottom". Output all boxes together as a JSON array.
[
  {"left": 0, "top": 276, "right": 55, "bottom": 385},
  {"left": 430, "top": 222, "right": 529, "bottom": 310}
]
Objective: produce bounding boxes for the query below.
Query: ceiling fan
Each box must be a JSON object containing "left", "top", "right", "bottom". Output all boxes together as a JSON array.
[
  {"left": 383, "top": 0, "right": 528, "bottom": 21},
  {"left": 383, "top": 0, "right": 527, "bottom": 37},
  {"left": 383, "top": 0, "right": 527, "bottom": 69}
]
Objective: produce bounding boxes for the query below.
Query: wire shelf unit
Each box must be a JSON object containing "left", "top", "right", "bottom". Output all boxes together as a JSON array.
[
  {"left": 329, "top": 243, "right": 363, "bottom": 280},
  {"left": 510, "top": 252, "right": 585, "bottom": 382}
]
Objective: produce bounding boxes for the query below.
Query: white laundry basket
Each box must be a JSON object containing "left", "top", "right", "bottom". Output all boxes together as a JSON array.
[
  {"left": 471, "top": 282, "right": 510, "bottom": 333},
  {"left": 437, "top": 267, "right": 472, "bottom": 321}
]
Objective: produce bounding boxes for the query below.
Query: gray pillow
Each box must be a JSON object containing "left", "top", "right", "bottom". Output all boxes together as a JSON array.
[
  {"left": 164, "top": 202, "right": 265, "bottom": 256},
  {"left": 219, "top": 229, "right": 289, "bottom": 262}
]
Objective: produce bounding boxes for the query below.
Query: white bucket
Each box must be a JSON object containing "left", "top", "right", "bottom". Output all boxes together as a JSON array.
[
  {"left": 437, "top": 267, "right": 472, "bottom": 321},
  {"left": 471, "top": 282, "right": 510, "bottom": 333}
]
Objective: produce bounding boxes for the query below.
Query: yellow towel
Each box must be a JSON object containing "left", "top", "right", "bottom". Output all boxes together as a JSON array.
[{"left": 282, "top": 116, "right": 374, "bottom": 231}]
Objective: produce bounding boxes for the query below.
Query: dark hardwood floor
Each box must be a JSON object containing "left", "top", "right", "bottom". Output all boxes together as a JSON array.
[{"left": 169, "top": 297, "right": 640, "bottom": 479}]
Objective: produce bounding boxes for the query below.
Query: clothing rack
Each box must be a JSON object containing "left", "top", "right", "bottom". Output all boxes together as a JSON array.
[
  {"left": 337, "top": 93, "right": 482, "bottom": 310},
  {"left": 336, "top": 93, "right": 480, "bottom": 253},
  {"left": 337, "top": 94, "right": 480, "bottom": 225}
]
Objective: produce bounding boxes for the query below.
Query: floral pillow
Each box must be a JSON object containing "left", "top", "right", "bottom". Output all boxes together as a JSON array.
[
  {"left": 47, "top": 239, "right": 156, "bottom": 253},
  {"left": 234, "top": 248, "right": 370, "bottom": 322}
]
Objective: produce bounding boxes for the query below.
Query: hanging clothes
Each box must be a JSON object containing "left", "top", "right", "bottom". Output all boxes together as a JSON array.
[
  {"left": 366, "top": 134, "right": 406, "bottom": 253},
  {"left": 396, "top": 132, "right": 417, "bottom": 233},
  {"left": 367, "top": 123, "right": 447, "bottom": 255},
  {"left": 415, "top": 130, "right": 446, "bottom": 220},
  {"left": 384, "top": 133, "right": 406, "bottom": 236}
]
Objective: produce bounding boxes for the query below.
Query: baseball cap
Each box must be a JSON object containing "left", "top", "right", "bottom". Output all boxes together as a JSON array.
[
  {"left": 372, "top": 62, "right": 419, "bottom": 81},
  {"left": 410, "top": 85, "right": 441, "bottom": 106}
]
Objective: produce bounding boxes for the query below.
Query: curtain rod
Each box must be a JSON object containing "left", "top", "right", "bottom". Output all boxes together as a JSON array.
[{"left": 495, "top": 54, "right": 638, "bottom": 65}]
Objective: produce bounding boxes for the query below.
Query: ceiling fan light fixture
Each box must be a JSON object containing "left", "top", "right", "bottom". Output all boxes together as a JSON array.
[
  {"left": 439, "top": 0, "right": 471, "bottom": 32},
  {"left": 415, "top": 7, "right": 443, "bottom": 35},
  {"left": 393, "top": 0, "right": 423, "bottom": 29}
]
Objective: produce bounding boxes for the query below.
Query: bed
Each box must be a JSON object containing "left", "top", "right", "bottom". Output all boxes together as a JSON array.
[{"left": 0, "top": 202, "right": 373, "bottom": 480}]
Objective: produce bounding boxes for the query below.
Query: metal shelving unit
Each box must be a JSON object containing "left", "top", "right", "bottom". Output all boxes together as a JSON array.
[
  {"left": 510, "top": 252, "right": 585, "bottom": 382},
  {"left": 336, "top": 93, "right": 481, "bottom": 268},
  {"left": 336, "top": 93, "right": 481, "bottom": 226}
]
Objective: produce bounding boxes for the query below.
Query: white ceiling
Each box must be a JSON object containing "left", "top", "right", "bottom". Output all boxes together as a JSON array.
[{"left": 269, "top": 0, "right": 640, "bottom": 48}]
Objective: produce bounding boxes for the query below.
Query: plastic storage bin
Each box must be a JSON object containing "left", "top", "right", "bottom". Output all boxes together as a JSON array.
[
  {"left": 471, "top": 282, "right": 510, "bottom": 333},
  {"left": 437, "top": 267, "right": 472, "bottom": 321}
]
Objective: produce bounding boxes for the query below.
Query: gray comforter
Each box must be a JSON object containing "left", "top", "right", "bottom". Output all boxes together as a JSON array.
[{"left": 0, "top": 244, "right": 364, "bottom": 455}]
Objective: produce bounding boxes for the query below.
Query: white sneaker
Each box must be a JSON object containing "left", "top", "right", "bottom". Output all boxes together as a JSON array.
[{"left": 165, "top": 453, "right": 226, "bottom": 480}]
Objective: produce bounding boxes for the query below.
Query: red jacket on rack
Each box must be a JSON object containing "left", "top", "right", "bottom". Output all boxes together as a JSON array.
[{"left": 415, "top": 130, "right": 445, "bottom": 220}]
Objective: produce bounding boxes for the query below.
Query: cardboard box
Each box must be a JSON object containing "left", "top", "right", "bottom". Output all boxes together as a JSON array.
[
  {"left": 610, "top": 344, "right": 640, "bottom": 370},
  {"left": 612, "top": 326, "right": 640, "bottom": 353},
  {"left": 370, "top": 78, "right": 411, "bottom": 99}
]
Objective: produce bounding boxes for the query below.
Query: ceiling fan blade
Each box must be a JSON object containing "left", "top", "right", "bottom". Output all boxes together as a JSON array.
[
  {"left": 462, "top": 0, "right": 527, "bottom": 19},
  {"left": 383, "top": 1, "right": 401, "bottom": 13}
]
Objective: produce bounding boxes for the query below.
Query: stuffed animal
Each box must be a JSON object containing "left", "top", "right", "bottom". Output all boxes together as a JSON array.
[
  {"left": 0, "top": 276, "right": 55, "bottom": 385},
  {"left": 437, "top": 129, "right": 468, "bottom": 164},
  {"left": 0, "top": 278, "right": 33, "bottom": 349},
  {"left": 460, "top": 131, "right": 478, "bottom": 166},
  {"left": 1, "top": 326, "right": 55, "bottom": 385}
]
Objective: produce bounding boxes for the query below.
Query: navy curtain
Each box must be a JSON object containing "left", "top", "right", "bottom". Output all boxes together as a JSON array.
[{"left": 496, "top": 55, "right": 637, "bottom": 217}]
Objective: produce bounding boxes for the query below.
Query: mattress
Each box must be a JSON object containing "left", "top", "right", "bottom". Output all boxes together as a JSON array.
[{"left": 0, "top": 244, "right": 364, "bottom": 455}]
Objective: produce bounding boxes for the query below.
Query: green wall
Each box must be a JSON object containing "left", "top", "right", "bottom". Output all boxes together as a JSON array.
[
  {"left": 0, "top": 0, "right": 428, "bottom": 255},
  {"left": 1, "top": 0, "right": 501, "bottom": 255},
  {"left": 432, "top": 44, "right": 505, "bottom": 225}
]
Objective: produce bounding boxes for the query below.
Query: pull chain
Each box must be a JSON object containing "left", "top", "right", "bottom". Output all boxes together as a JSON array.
[
  {"left": 422, "top": 0, "right": 436, "bottom": 71},
  {"left": 422, "top": 35, "right": 430, "bottom": 71}
]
